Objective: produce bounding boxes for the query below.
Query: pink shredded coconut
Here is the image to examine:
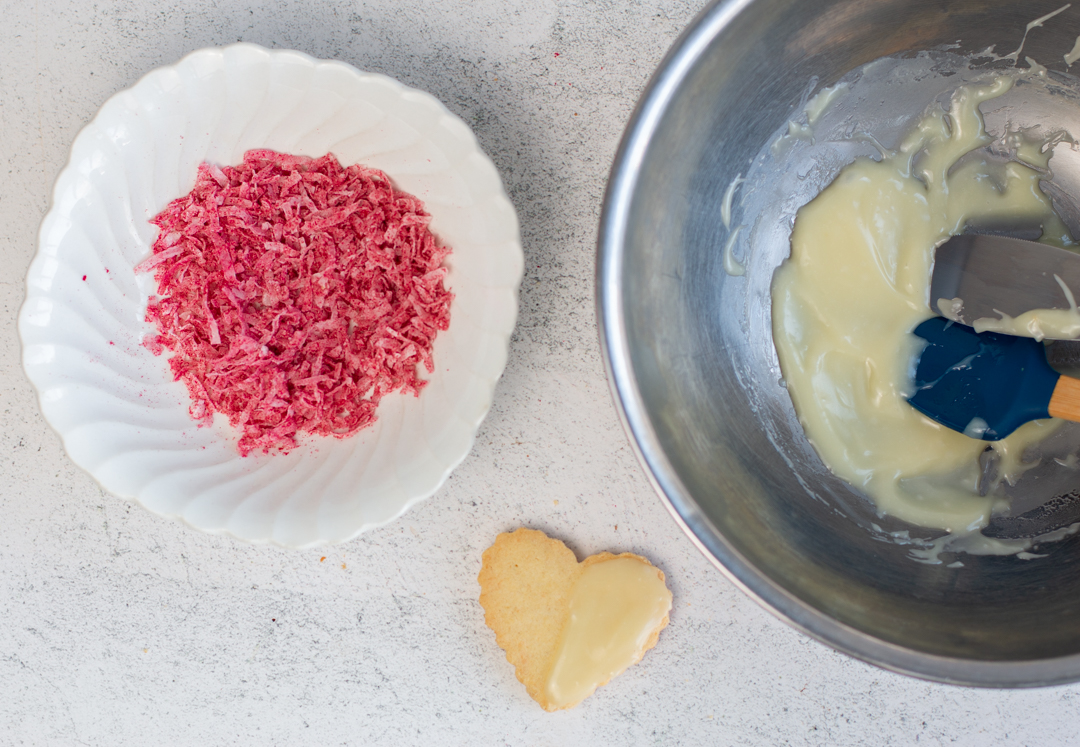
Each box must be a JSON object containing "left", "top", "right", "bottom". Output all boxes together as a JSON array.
[{"left": 138, "top": 149, "right": 452, "bottom": 456}]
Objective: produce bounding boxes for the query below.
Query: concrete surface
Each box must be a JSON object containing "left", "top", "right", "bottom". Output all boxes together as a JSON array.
[{"left": 2, "top": 1, "right": 1080, "bottom": 745}]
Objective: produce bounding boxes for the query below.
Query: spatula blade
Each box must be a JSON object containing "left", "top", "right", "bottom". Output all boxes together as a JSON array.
[
  {"left": 931, "top": 235, "right": 1080, "bottom": 329},
  {"left": 908, "top": 317, "right": 1059, "bottom": 440}
]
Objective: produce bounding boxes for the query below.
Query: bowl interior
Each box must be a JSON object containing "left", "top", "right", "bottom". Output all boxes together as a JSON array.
[{"left": 601, "top": 0, "right": 1080, "bottom": 684}]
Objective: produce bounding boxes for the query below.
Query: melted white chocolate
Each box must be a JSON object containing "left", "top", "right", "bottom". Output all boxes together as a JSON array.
[
  {"left": 771, "top": 75, "right": 1073, "bottom": 533},
  {"left": 973, "top": 275, "right": 1080, "bottom": 340},
  {"left": 721, "top": 173, "right": 744, "bottom": 229},
  {"left": 1004, "top": 4, "right": 1072, "bottom": 63},
  {"left": 1066, "top": 35, "right": 1080, "bottom": 67},
  {"left": 544, "top": 557, "right": 671, "bottom": 710},
  {"left": 723, "top": 226, "right": 745, "bottom": 277},
  {"left": 772, "top": 82, "right": 851, "bottom": 155},
  {"left": 722, "top": 174, "right": 747, "bottom": 276}
]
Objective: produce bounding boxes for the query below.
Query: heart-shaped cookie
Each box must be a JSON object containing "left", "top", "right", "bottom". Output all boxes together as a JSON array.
[{"left": 478, "top": 528, "right": 672, "bottom": 711}]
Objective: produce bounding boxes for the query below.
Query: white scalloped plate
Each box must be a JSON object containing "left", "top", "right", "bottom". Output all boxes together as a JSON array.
[{"left": 19, "top": 44, "right": 523, "bottom": 547}]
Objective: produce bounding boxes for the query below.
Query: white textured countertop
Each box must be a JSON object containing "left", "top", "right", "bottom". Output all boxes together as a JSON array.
[{"left": 3, "top": 1, "right": 1080, "bottom": 744}]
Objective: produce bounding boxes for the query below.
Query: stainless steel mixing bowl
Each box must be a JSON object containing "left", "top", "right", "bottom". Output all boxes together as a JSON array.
[{"left": 598, "top": 0, "right": 1080, "bottom": 686}]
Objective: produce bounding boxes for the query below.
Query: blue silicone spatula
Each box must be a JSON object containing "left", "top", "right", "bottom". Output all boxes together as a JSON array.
[{"left": 907, "top": 317, "right": 1080, "bottom": 440}]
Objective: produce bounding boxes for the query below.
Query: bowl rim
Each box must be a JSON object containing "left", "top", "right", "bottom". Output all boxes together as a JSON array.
[{"left": 595, "top": 0, "right": 1080, "bottom": 688}]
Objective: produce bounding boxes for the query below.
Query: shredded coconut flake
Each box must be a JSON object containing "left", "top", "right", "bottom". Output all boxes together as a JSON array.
[{"left": 139, "top": 149, "right": 452, "bottom": 456}]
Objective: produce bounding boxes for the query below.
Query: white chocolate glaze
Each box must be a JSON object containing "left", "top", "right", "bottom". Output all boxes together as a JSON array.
[
  {"left": 1066, "top": 34, "right": 1080, "bottom": 66},
  {"left": 973, "top": 275, "right": 1080, "bottom": 340},
  {"left": 543, "top": 557, "right": 671, "bottom": 710},
  {"left": 721, "top": 173, "right": 747, "bottom": 276},
  {"left": 721, "top": 173, "right": 744, "bottom": 229},
  {"left": 771, "top": 74, "right": 1073, "bottom": 533},
  {"left": 1004, "top": 4, "right": 1072, "bottom": 63},
  {"left": 723, "top": 226, "right": 745, "bottom": 277},
  {"left": 771, "top": 81, "right": 851, "bottom": 156}
]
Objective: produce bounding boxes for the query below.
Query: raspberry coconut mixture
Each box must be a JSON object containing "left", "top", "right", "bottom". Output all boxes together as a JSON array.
[{"left": 137, "top": 149, "right": 452, "bottom": 456}]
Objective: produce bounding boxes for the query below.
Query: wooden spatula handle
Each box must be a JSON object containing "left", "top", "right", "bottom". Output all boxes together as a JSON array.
[{"left": 1049, "top": 376, "right": 1080, "bottom": 422}]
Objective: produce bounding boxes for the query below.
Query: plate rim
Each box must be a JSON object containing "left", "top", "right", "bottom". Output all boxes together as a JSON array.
[{"left": 18, "top": 42, "right": 523, "bottom": 548}]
